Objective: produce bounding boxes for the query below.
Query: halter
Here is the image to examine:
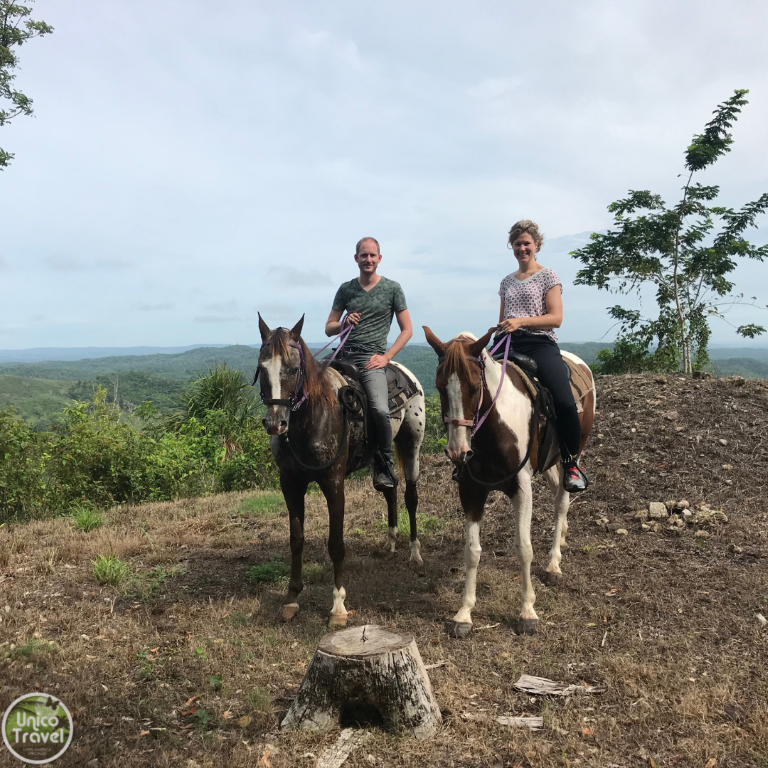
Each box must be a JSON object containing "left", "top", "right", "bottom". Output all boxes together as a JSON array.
[
  {"left": 255, "top": 316, "right": 354, "bottom": 413},
  {"left": 439, "top": 332, "right": 511, "bottom": 438}
]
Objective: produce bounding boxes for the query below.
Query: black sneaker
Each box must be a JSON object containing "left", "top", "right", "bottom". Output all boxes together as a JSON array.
[
  {"left": 373, "top": 462, "right": 397, "bottom": 490},
  {"left": 563, "top": 462, "right": 587, "bottom": 493}
]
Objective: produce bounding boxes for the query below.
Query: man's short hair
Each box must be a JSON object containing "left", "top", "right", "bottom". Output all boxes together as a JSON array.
[{"left": 355, "top": 237, "right": 380, "bottom": 255}]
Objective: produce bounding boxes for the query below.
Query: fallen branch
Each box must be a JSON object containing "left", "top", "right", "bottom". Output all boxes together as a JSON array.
[{"left": 514, "top": 674, "right": 606, "bottom": 697}]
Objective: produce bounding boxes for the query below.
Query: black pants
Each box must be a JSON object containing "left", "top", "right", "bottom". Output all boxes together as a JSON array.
[{"left": 508, "top": 332, "right": 581, "bottom": 461}]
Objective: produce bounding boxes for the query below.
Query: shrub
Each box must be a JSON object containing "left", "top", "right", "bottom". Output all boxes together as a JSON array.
[
  {"left": 247, "top": 560, "right": 291, "bottom": 584},
  {"left": 70, "top": 504, "right": 104, "bottom": 532}
]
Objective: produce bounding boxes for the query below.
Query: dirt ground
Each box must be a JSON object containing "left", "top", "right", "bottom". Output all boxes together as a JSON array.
[{"left": 1, "top": 373, "right": 767, "bottom": 768}]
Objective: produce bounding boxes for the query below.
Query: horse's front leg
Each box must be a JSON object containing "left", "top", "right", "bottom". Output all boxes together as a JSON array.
[
  {"left": 542, "top": 463, "right": 570, "bottom": 585},
  {"left": 280, "top": 473, "right": 309, "bottom": 621},
  {"left": 510, "top": 467, "right": 538, "bottom": 634},
  {"left": 446, "top": 481, "right": 488, "bottom": 638},
  {"left": 318, "top": 471, "right": 348, "bottom": 628}
]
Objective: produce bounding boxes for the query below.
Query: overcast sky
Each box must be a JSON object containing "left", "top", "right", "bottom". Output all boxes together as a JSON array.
[{"left": 1, "top": 0, "right": 767, "bottom": 349}]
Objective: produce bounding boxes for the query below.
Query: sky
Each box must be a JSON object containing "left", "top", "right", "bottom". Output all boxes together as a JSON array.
[{"left": 1, "top": 0, "right": 767, "bottom": 349}]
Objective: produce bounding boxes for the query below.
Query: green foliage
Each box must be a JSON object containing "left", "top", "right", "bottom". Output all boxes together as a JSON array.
[
  {"left": 247, "top": 560, "right": 291, "bottom": 584},
  {"left": 70, "top": 504, "right": 104, "bottom": 532},
  {"left": 0, "top": 1, "right": 54, "bottom": 168},
  {"left": 572, "top": 90, "right": 768, "bottom": 374},
  {"left": 92, "top": 553, "right": 129, "bottom": 586},
  {"left": 422, "top": 395, "right": 446, "bottom": 454},
  {"left": 207, "top": 673, "right": 223, "bottom": 691},
  {"left": 10, "top": 638, "right": 56, "bottom": 659}
]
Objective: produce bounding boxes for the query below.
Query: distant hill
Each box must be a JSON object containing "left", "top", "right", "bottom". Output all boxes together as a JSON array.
[
  {"left": 0, "top": 375, "right": 76, "bottom": 428},
  {"left": 0, "top": 344, "right": 230, "bottom": 364}
]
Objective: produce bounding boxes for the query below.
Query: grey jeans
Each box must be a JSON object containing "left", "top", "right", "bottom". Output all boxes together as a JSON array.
[{"left": 343, "top": 352, "right": 392, "bottom": 464}]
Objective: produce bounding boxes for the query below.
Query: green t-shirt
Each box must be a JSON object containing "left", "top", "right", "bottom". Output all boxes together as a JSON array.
[{"left": 332, "top": 276, "right": 407, "bottom": 354}]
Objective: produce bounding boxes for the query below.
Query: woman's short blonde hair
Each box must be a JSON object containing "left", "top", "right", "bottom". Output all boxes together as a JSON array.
[{"left": 507, "top": 220, "right": 544, "bottom": 252}]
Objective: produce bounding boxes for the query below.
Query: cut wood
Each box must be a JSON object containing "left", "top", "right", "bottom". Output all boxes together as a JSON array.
[
  {"left": 461, "top": 712, "right": 542, "bottom": 730},
  {"left": 282, "top": 624, "right": 442, "bottom": 739},
  {"left": 513, "top": 674, "right": 606, "bottom": 697},
  {"left": 315, "top": 728, "right": 372, "bottom": 768}
]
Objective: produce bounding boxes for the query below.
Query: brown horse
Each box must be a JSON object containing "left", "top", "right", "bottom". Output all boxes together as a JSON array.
[
  {"left": 256, "top": 315, "right": 426, "bottom": 626},
  {"left": 423, "top": 327, "right": 595, "bottom": 637}
]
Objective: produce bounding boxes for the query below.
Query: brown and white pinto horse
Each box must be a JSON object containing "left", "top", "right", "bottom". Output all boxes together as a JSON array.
[
  {"left": 423, "top": 327, "right": 595, "bottom": 637},
  {"left": 257, "top": 315, "right": 426, "bottom": 627}
]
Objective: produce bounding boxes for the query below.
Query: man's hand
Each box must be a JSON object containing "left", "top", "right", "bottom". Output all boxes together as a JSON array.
[
  {"left": 499, "top": 317, "right": 526, "bottom": 333},
  {"left": 345, "top": 312, "right": 361, "bottom": 327},
  {"left": 365, "top": 354, "right": 389, "bottom": 370}
]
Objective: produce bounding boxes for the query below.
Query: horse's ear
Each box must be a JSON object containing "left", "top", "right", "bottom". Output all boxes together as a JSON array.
[
  {"left": 258, "top": 313, "right": 272, "bottom": 342},
  {"left": 468, "top": 327, "right": 495, "bottom": 358},
  {"left": 423, "top": 326, "right": 445, "bottom": 356},
  {"left": 290, "top": 314, "right": 305, "bottom": 339}
]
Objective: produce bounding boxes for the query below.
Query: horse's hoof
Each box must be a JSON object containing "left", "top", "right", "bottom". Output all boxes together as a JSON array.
[
  {"left": 280, "top": 603, "right": 300, "bottom": 622},
  {"left": 516, "top": 618, "right": 538, "bottom": 636},
  {"left": 541, "top": 570, "right": 563, "bottom": 587},
  {"left": 445, "top": 620, "right": 472, "bottom": 639},
  {"left": 328, "top": 612, "right": 348, "bottom": 629}
]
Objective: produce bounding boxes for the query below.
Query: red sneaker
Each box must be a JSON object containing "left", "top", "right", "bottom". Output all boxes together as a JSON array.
[{"left": 563, "top": 463, "right": 587, "bottom": 493}]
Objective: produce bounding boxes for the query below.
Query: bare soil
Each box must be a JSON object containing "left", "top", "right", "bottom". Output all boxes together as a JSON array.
[{"left": 1, "top": 373, "right": 767, "bottom": 768}]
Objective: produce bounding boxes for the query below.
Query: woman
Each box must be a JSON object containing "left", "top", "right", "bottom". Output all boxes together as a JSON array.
[{"left": 497, "top": 220, "right": 588, "bottom": 492}]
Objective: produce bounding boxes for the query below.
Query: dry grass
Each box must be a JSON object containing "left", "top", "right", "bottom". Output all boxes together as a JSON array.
[{"left": 1, "top": 374, "right": 767, "bottom": 767}]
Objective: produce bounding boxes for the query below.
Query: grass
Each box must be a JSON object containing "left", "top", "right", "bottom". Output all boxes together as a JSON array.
[
  {"left": 377, "top": 507, "right": 445, "bottom": 538},
  {"left": 129, "top": 562, "right": 185, "bottom": 600},
  {"left": 91, "top": 552, "right": 129, "bottom": 586},
  {"left": 71, "top": 505, "right": 104, "bottom": 532},
  {"left": 246, "top": 560, "right": 290, "bottom": 584},
  {"left": 237, "top": 493, "right": 285, "bottom": 518},
  {"left": 9, "top": 638, "right": 57, "bottom": 660}
]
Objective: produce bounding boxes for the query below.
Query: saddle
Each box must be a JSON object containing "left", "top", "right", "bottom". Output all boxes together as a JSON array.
[{"left": 327, "top": 359, "right": 421, "bottom": 416}]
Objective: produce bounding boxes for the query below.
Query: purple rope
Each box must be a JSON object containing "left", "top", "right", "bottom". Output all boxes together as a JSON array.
[{"left": 472, "top": 332, "right": 511, "bottom": 434}]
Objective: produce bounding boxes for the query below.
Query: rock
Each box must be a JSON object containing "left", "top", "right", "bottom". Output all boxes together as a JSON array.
[
  {"left": 682, "top": 509, "right": 693, "bottom": 520},
  {"left": 725, "top": 479, "right": 733, "bottom": 486},
  {"left": 669, "top": 518, "right": 685, "bottom": 529},
  {"left": 640, "top": 523, "right": 650, "bottom": 531},
  {"left": 676, "top": 500, "right": 690, "bottom": 509},
  {"left": 728, "top": 543, "right": 743, "bottom": 554},
  {"left": 615, "top": 529, "right": 628, "bottom": 536},
  {"left": 718, "top": 438, "right": 728, "bottom": 446},
  {"left": 648, "top": 502, "right": 668, "bottom": 520},
  {"left": 634, "top": 509, "right": 649, "bottom": 522},
  {"left": 756, "top": 613, "right": 767, "bottom": 627},
  {"left": 664, "top": 499, "right": 677, "bottom": 510},
  {"left": 694, "top": 507, "right": 728, "bottom": 526},
  {"left": 648, "top": 522, "right": 661, "bottom": 532},
  {"left": 722, "top": 464, "right": 733, "bottom": 471},
  {"left": 663, "top": 410, "right": 678, "bottom": 421},
  {"left": 693, "top": 530, "right": 710, "bottom": 539}
]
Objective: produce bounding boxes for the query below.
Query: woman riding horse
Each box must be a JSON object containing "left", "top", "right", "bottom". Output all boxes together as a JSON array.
[{"left": 497, "top": 220, "right": 588, "bottom": 492}]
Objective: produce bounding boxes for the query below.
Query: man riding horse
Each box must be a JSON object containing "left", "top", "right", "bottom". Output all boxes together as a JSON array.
[{"left": 325, "top": 236, "right": 413, "bottom": 490}]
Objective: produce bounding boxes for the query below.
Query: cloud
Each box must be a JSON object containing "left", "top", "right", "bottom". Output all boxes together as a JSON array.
[
  {"left": 204, "top": 300, "right": 239, "bottom": 312},
  {"left": 268, "top": 267, "right": 332, "bottom": 287},
  {"left": 194, "top": 314, "right": 244, "bottom": 324},
  {"left": 138, "top": 302, "right": 174, "bottom": 311},
  {"left": 44, "top": 257, "right": 130, "bottom": 272}
]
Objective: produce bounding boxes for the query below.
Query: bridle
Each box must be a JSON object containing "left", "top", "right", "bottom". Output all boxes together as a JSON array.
[
  {"left": 256, "top": 339, "right": 309, "bottom": 412},
  {"left": 439, "top": 332, "right": 511, "bottom": 437},
  {"left": 439, "top": 332, "right": 540, "bottom": 489}
]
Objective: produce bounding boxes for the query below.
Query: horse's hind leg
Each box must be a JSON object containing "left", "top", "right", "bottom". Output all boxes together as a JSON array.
[
  {"left": 384, "top": 485, "right": 399, "bottom": 555},
  {"left": 280, "top": 474, "right": 309, "bottom": 622},
  {"left": 318, "top": 472, "right": 348, "bottom": 628},
  {"left": 395, "top": 422, "right": 423, "bottom": 564},
  {"left": 542, "top": 463, "right": 570, "bottom": 585}
]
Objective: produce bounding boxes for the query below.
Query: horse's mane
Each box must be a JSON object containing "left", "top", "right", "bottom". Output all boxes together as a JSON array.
[
  {"left": 265, "top": 328, "right": 336, "bottom": 408},
  {"left": 440, "top": 334, "right": 477, "bottom": 379}
]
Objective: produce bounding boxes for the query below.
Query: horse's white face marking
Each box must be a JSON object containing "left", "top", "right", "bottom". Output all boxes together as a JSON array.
[
  {"left": 262, "top": 356, "right": 283, "bottom": 402},
  {"left": 445, "top": 372, "right": 471, "bottom": 456}
]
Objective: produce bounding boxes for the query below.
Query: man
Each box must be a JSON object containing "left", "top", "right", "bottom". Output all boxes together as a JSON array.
[{"left": 325, "top": 236, "right": 413, "bottom": 489}]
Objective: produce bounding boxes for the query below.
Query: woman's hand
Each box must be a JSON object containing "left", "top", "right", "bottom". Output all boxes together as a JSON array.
[
  {"left": 365, "top": 354, "right": 389, "bottom": 370},
  {"left": 344, "top": 312, "right": 362, "bottom": 327},
  {"left": 498, "top": 317, "right": 526, "bottom": 333}
]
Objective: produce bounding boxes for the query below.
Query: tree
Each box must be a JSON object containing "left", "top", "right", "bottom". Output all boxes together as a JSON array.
[
  {"left": 1, "top": 1, "right": 53, "bottom": 169},
  {"left": 571, "top": 90, "right": 768, "bottom": 374}
]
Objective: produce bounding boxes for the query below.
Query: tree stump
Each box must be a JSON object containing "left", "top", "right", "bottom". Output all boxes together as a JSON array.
[{"left": 281, "top": 624, "right": 442, "bottom": 739}]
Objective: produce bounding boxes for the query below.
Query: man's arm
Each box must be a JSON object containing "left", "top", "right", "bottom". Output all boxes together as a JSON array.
[
  {"left": 365, "top": 309, "right": 413, "bottom": 370},
  {"left": 325, "top": 309, "right": 361, "bottom": 336}
]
